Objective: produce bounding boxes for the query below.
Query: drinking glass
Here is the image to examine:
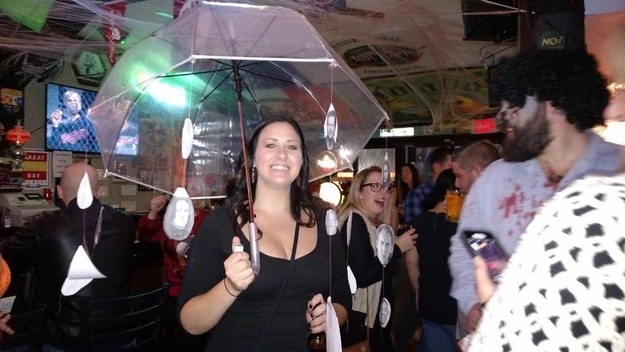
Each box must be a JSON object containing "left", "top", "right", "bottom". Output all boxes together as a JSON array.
[{"left": 445, "top": 189, "right": 465, "bottom": 222}]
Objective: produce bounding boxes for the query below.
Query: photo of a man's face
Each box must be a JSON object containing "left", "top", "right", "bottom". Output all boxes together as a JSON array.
[
  {"left": 163, "top": 190, "right": 194, "bottom": 241},
  {"left": 65, "top": 91, "right": 82, "bottom": 115},
  {"left": 324, "top": 105, "right": 338, "bottom": 150},
  {"left": 376, "top": 224, "right": 394, "bottom": 267},
  {"left": 173, "top": 199, "right": 190, "bottom": 229},
  {"left": 379, "top": 297, "right": 391, "bottom": 328}
]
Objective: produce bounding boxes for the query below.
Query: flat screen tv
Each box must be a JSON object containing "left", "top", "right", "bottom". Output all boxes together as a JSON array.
[{"left": 45, "top": 83, "right": 100, "bottom": 154}]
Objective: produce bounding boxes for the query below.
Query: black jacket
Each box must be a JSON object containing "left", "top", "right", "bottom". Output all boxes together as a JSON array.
[{"left": 0, "top": 198, "right": 136, "bottom": 349}]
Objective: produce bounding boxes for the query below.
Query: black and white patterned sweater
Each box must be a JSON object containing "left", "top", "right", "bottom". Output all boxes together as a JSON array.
[{"left": 468, "top": 173, "right": 625, "bottom": 352}]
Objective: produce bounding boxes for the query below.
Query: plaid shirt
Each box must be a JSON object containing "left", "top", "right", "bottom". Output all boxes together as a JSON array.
[{"left": 403, "top": 179, "right": 434, "bottom": 223}]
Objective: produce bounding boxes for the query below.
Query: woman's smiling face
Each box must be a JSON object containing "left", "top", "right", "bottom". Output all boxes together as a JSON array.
[{"left": 253, "top": 121, "right": 303, "bottom": 189}]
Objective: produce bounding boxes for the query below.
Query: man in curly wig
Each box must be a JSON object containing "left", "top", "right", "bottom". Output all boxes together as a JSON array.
[{"left": 448, "top": 49, "right": 625, "bottom": 339}]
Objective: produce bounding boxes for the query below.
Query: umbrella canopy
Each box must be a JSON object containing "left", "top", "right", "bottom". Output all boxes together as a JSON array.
[{"left": 90, "top": 1, "right": 388, "bottom": 199}]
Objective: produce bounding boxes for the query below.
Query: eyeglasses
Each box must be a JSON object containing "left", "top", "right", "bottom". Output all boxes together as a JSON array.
[{"left": 361, "top": 182, "right": 396, "bottom": 193}]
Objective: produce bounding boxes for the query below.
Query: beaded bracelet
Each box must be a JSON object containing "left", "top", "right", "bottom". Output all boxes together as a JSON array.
[{"left": 223, "top": 279, "right": 239, "bottom": 297}]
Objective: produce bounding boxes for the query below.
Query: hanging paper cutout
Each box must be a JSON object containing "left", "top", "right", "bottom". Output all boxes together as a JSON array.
[
  {"left": 379, "top": 297, "right": 391, "bottom": 328},
  {"left": 163, "top": 187, "right": 194, "bottom": 240},
  {"left": 376, "top": 224, "right": 394, "bottom": 267},
  {"left": 325, "top": 209, "right": 338, "bottom": 236},
  {"left": 76, "top": 172, "right": 93, "bottom": 209},
  {"left": 382, "top": 151, "right": 391, "bottom": 190},
  {"left": 324, "top": 103, "right": 338, "bottom": 150},
  {"left": 326, "top": 296, "right": 342, "bottom": 352},
  {"left": 61, "top": 245, "right": 106, "bottom": 296},
  {"left": 347, "top": 266, "right": 357, "bottom": 294},
  {"left": 181, "top": 117, "right": 194, "bottom": 159}
]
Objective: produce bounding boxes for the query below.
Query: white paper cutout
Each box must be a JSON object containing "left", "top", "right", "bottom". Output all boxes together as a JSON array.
[
  {"left": 379, "top": 297, "right": 391, "bottom": 328},
  {"left": 325, "top": 209, "right": 338, "bottom": 236},
  {"left": 0, "top": 296, "right": 15, "bottom": 313},
  {"left": 61, "top": 245, "right": 106, "bottom": 296},
  {"left": 324, "top": 103, "right": 338, "bottom": 150},
  {"left": 163, "top": 187, "right": 194, "bottom": 241},
  {"left": 326, "top": 296, "right": 342, "bottom": 352},
  {"left": 347, "top": 266, "right": 357, "bottom": 294},
  {"left": 76, "top": 172, "right": 93, "bottom": 209},
  {"left": 376, "top": 224, "right": 394, "bottom": 267},
  {"left": 382, "top": 152, "right": 390, "bottom": 190},
  {"left": 181, "top": 118, "right": 194, "bottom": 159}
]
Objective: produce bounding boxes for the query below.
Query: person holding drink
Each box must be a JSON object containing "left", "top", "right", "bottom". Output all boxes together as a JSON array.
[
  {"left": 337, "top": 166, "right": 417, "bottom": 352},
  {"left": 406, "top": 169, "right": 460, "bottom": 352},
  {"left": 178, "top": 117, "right": 351, "bottom": 351}
]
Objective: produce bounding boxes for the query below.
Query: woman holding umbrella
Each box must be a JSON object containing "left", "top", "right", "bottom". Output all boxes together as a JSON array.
[{"left": 178, "top": 116, "right": 351, "bottom": 351}]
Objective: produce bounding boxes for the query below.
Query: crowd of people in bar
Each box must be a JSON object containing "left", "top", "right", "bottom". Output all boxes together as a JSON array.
[{"left": 0, "top": 19, "right": 624, "bottom": 352}]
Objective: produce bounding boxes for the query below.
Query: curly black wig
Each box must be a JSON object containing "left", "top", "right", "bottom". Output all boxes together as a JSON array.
[{"left": 492, "top": 50, "right": 609, "bottom": 131}]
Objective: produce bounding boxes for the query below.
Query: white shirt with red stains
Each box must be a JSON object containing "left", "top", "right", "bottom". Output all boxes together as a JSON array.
[{"left": 448, "top": 132, "right": 625, "bottom": 317}]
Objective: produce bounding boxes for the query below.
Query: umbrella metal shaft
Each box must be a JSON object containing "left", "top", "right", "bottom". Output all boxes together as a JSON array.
[{"left": 235, "top": 60, "right": 260, "bottom": 276}]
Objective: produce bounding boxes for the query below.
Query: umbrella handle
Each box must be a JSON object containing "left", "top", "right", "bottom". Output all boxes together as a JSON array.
[{"left": 248, "top": 222, "right": 260, "bottom": 276}]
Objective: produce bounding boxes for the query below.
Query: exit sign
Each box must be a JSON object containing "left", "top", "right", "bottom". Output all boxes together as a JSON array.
[{"left": 473, "top": 118, "right": 496, "bottom": 134}]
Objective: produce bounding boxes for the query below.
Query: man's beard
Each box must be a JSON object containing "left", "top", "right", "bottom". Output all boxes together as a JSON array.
[{"left": 501, "top": 105, "right": 551, "bottom": 162}]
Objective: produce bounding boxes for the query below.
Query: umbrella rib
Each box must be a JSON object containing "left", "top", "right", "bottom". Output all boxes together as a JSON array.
[
  {"left": 192, "top": 55, "right": 334, "bottom": 63},
  {"left": 106, "top": 171, "right": 226, "bottom": 200},
  {"left": 198, "top": 71, "right": 233, "bottom": 104},
  {"left": 92, "top": 2, "right": 390, "bottom": 201},
  {"left": 157, "top": 61, "right": 296, "bottom": 86}
]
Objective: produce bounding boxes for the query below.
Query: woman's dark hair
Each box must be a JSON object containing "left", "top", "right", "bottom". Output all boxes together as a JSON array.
[
  {"left": 398, "top": 163, "right": 420, "bottom": 202},
  {"left": 399, "top": 163, "right": 421, "bottom": 188},
  {"left": 225, "top": 116, "right": 315, "bottom": 228},
  {"left": 421, "top": 168, "right": 456, "bottom": 211},
  {"left": 492, "top": 50, "right": 609, "bottom": 131}
]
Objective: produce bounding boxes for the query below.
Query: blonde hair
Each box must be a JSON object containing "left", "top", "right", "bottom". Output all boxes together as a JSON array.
[{"left": 337, "top": 166, "right": 397, "bottom": 229}]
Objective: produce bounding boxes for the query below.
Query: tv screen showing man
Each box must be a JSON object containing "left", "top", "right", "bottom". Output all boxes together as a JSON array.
[{"left": 46, "top": 85, "right": 99, "bottom": 154}]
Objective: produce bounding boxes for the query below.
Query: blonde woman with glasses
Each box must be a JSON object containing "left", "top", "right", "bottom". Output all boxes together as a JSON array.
[{"left": 337, "top": 166, "right": 417, "bottom": 352}]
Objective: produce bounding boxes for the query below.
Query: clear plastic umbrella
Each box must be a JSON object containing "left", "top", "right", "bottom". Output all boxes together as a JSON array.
[
  {"left": 90, "top": 1, "right": 388, "bottom": 201},
  {"left": 91, "top": 2, "right": 386, "bottom": 317}
]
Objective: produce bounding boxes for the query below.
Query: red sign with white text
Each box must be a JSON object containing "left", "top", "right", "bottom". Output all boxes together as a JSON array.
[{"left": 22, "top": 151, "right": 49, "bottom": 187}]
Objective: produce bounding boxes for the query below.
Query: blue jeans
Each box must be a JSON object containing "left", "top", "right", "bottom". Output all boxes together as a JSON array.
[{"left": 419, "top": 319, "right": 459, "bottom": 352}]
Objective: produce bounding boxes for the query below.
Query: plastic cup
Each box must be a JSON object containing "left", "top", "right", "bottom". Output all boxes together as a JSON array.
[{"left": 445, "top": 189, "right": 465, "bottom": 222}]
